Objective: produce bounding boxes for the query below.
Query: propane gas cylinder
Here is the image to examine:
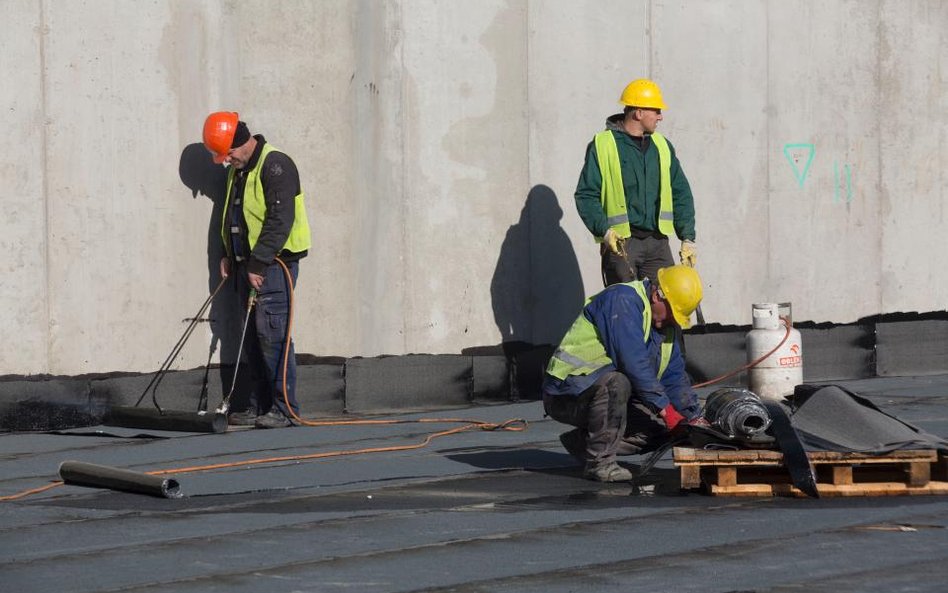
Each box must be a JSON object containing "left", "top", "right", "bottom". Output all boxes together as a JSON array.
[{"left": 746, "top": 303, "right": 803, "bottom": 401}]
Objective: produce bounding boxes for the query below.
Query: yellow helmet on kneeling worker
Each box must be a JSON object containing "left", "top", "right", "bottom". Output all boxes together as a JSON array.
[{"left": 657, "top": 265, "right": 703, "bottom": 329}]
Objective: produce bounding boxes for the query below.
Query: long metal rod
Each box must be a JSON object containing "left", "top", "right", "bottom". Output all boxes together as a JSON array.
[
  {"left": 134, "top": 277, "right": 227, "bottom": 410},
  {"left": 143, "top": 280, "right": 224, "bottom": 410},
  {"left": 134, "top": 292, "right": 212, "bottom": 407},
  {"left": 197, "top": 336, "right": 219, "bottom": 412},
  {"left": 216, "top": 288, "right": 256, "bottom": 415}
]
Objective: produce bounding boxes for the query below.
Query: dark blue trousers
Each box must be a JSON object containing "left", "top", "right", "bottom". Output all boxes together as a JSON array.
[{"left": 237, "top": 260, "right": 299, "bottom": 417}]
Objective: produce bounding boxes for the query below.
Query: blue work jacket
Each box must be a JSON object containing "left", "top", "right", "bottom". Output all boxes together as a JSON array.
[{"left": 543, "top": 281, "right": 700, "bottom": 418}]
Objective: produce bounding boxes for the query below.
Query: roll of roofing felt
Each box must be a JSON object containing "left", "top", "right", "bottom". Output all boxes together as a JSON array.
[
  {"left": 703, "top": 388, "right": 772, "bottom": 438},
  {"left": 59, "top": 461, "right": 182, "bottom": 498},
  {"left": 105, "top": 407, "right": 227, "bottom": 433}
]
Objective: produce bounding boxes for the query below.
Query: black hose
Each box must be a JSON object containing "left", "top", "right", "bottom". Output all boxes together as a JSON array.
[{"left": 134, "top": 277, "right": 227, "bottom": 411}]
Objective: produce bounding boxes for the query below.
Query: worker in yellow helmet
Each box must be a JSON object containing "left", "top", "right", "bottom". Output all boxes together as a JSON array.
[
  {"left": 574, "top": 79, "right": 697, "bottom": 286},
  {"left": 202, "top": 112, "right": 312, "bottom": 429},
  {"left": 543, "top": 265, "right": 708, "bottom": 482}
]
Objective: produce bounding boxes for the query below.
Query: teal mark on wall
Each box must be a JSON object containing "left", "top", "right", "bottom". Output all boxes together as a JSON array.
[
  {"left": 783, "top": 143, "right": 855, "bottom": 202},
  {"left": 783, "top": 143, "right": 816, "bottom": 188},
  {"left": 834, "top": 161, "right": 853, "bottom": 203}
]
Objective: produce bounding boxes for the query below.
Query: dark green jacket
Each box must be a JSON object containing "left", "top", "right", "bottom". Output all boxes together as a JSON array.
[{"left": 574, "top": 114, "right": 696, "bottom": 241}]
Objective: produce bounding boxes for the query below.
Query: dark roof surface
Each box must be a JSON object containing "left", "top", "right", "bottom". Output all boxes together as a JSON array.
[{"left": 2, "top": 375, "right": 948, "bottom": 593}]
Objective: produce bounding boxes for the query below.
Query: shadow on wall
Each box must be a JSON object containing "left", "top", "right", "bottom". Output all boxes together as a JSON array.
[
  {"left": 177, "top": 144, "right": 250, "bottom": 411},
  {"left": 485, "top": 184, "right": 584, "bottom": 398}
]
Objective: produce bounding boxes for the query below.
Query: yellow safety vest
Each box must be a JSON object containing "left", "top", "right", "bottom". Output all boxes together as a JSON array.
[
  {"left": 593, "top": 130, "right": 674, "bottom": 240},
  {"left": 222, "top": 143, "right": 311, "bottom": 256},
  {"left": 547, "top": 282, "right": 674, "bottom": 381}
]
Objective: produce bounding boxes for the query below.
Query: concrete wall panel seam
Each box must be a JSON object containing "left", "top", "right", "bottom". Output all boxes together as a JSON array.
[{"left": 1, "top": 0, "right": 946, "bottom": 374}]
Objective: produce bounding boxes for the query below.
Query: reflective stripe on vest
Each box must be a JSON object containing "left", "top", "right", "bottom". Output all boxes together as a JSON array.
[
  {"left": 594, "top": 131, "right": 631, "bottom": 241},
  {"left": 547, "top": 282, "right": 674, "bottom": 381},
  {"left": 593, "top": 130, "right": 674, "bottom": 240},
  {"left": 651, "top": 132, "right": 674, "bottom": 236},
  {"left": 222, "top": 143, "right": 312, "bottom": 255}
]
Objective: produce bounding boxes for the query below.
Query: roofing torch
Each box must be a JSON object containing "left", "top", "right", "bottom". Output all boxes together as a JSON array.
[{"left": 216, "top": 288, "right": 256, "bottom": 416}]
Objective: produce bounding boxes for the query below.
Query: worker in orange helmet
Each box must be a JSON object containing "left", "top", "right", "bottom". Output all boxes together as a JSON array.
[
  {"left": 202, "top": 112, "right": 312, "bottom": 429},
  {"left": 574, "top": 79, "right": 697, "bottom": 287}
]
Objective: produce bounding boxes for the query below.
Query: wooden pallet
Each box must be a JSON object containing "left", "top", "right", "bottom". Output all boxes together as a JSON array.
[{"left": 673, "top": 447, "right": 948, "bottom": 497}]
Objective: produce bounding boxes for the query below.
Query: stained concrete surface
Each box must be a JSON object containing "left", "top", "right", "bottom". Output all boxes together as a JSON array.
[
  {"left": 2, "top": 375, "right": 947, "bottom": 593},
  {"left": 4, "top": 1, "right": 947, "bottom": 375}
]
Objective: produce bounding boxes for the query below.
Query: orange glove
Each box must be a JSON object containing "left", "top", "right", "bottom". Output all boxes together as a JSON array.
[{"left": 661, "top": 404, "right": 686, "bottom": 431}]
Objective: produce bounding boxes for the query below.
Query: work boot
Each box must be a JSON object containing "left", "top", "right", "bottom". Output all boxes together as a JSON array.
[
  {"left": 227, "top": 409, "right": 258, "bottom": 426},
  {"left": 559, "top": 429, "right": 587, "bottom": 464},
  {"left": 254, "top": 409, "right": 293, "bottom": 429},
  {"left": 583, "top": 460, "right": 633, "bottom": 483}
]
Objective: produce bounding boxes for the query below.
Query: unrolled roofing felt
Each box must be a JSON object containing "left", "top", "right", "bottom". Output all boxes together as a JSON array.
[
  {"left": 2, "top": 376, "right": 947, "bottom": 592},
  {"left": 791, "top": 384, "right": 948, "bottom": 453}
]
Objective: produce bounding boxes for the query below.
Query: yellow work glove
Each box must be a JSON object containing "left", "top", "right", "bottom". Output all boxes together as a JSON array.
[
  {"left": 603, "top": 229, "right": 626, "bottom": 257},
  {"left": 680, "top": 240, "right": 697, "bottom": 267}
]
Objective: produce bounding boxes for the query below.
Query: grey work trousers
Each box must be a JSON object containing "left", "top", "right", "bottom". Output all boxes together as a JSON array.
[
  {"left": 600, "top": 234, "right": 675, "bottom": 287},
  {"left": 543, "top": 371, "right": 668, "bottom": 464}
]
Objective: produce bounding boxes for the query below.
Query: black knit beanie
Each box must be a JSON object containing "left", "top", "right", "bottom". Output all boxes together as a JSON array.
[{"left": 231, "top": 121, "right": 251, "bottom": 148}]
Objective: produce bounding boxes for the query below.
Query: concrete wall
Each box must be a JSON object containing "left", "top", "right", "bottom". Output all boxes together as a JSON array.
[{"left": 2, "top": 0, "right": 945, "bottom": 375}]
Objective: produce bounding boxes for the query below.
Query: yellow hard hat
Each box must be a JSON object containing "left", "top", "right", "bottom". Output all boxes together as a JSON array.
[
  {"left": 619, "top": 79, "right": 668, "bottom": 110},
  {"left": 657, "top": 265, "right": 702, "bottom": 329}
]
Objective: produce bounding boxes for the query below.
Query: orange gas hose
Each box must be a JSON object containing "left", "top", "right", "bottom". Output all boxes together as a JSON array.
[
  {"left": 0, "top": 261, "right": 526, "bottom": 503},
  {"left": 0, "top": 482, "right": 64, "bottom": 501},
  {"left": 691, "top": 315, "right": 793, "bottom": 389},
  {"left": 0, "top": 418, "right": 525, "bottom": 502},
  {"left": 271, "top": 257, "right": 507, "bottom": 431}
]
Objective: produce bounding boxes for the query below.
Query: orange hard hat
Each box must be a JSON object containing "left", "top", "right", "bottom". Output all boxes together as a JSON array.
[{"left": 202, "top": 111, "right": 239, "bottom": 164}]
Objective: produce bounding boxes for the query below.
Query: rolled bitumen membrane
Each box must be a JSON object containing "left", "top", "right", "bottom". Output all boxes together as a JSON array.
[
  {"left": 704, "top": 388, "right": 772, "bottom": 437},
  {"left": 59, "top": 461, "right": 182, "bottom": 498},
  {"left": 790, "top": 384, "right": 948, "bottom": 452},
  {"left": 105, "top": 406, "right": 227, "bottom": 433}
]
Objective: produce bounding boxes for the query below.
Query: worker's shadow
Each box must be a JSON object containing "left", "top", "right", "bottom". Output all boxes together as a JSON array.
[
  {"left": 483, "top": 185, "right": 584, "bottom": 399},
  {"left": 178, "top": 144, "right": 251, "bottom": 411},
  {"left": 445, "top": 449, "right": 685, "bottom": 496}
]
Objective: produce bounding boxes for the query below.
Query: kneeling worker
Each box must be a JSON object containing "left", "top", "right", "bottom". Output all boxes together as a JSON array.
[{"left": 543, "top": 264, "right": 707, "bottom": 482}]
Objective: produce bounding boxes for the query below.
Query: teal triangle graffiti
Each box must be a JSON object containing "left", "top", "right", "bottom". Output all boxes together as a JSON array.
[{"left": 783, "top": 143, "right": 815, "bottom": 188}]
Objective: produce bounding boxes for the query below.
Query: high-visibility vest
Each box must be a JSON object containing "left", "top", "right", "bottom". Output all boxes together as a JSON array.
[
  {"left": 593, "top": 130, "right": 674, "bottom": 240},
  {"left": 222, "top": 143, "right": 311, "bottom": 255},
  {"left": 547, "top": 281, "right": 674, "bottom": 381}
]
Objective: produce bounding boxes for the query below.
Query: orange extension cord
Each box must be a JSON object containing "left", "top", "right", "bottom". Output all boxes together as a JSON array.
[
  {"left": 0, "top": 418, "right": 526, "bottom": 502},
  {"left": 1, "top": 268, "right": 791, "bottom": 503},
  {"left": 0, "top": 261, "right": 526, "bottom": 502}
]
